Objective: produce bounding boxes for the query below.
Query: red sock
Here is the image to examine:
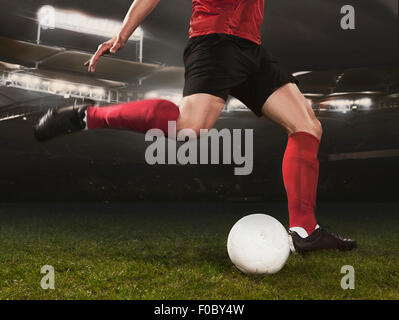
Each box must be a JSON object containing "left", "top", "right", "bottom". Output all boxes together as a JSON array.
[
  {"left": 86, "top": 99, "right": 180, "bottom": 136},
  {"left": 283, "top": 131, "right": 319, "bottom": 236}
]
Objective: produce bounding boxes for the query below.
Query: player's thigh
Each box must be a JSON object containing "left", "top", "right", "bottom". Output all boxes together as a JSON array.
[
  {"left": 261, "top": 83, "right": 321, "bottom": 138},
  {"left": 177, "top": 93, "right": 225, "bottom": 134}
]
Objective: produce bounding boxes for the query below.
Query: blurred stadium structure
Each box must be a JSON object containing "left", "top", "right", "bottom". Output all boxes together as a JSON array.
[
  {"left": 0, "top": 5, "right": 398, "bottom": 119},
  {"left": 0, "top": 3, "right": 398, "bottom": 203}
]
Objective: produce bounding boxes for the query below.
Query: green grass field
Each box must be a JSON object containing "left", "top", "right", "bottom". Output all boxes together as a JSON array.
[{"left": 0, "top": 202, "right": 398, "bottom": 300}]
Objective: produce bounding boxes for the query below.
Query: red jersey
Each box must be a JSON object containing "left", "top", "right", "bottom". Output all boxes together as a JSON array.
[{"left": 189, "top": 0, "right": 264, "bottom": 45}]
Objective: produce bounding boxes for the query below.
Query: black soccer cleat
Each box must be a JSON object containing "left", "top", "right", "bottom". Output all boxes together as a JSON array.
[
  {"left": 288, "top": 227, "right": 357, "bottom": 253},
  {"left": 34, "top": 102, "right": 92, "bottom": 142}
]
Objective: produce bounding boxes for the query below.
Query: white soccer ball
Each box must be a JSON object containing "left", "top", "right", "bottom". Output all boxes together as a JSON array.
[{"left": 227, "top": 214, "right": 290, "bottom": 275}]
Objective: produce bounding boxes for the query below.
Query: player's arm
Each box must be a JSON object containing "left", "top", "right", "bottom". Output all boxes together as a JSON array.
[{"left": 85, "top": 0, "right": 160, "bottom": 72}]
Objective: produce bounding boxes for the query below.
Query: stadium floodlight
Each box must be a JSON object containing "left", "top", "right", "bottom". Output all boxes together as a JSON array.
[
  {"left": 226, "top": 97, "right": 247, "bottom": 112},
  {"left": 37, "top": 5, "right": 144, "bottom": 62},
  {"left": 320, "top": 99, "right": 350, "bottom": 113},
  {"left": 37, "top": 5, "right": 55, "bottom": 30},
  {"left": 93, "top": 88, "right": 106, "bottom": 98},
  {"left": 1, "top": 71, "right": 113, "bottom": 102},
  {"left": 50, "top": 80, "right": 67, "bottom": 93},
  {"left": 292, "top": 71, "right": 312, "bottom": 77},
  {"left": 37, "top": 5, "right": 143, "bottom": 40},
  {"left": 79, "top": 86, "right": 91, "bottom": 95},
  {"left": 9, "top": 73, "right": 20, "bottom": 82},
  {"left": 320, "top": 97, "right": 373, "bottom": 113},
  {"left": 354, "top": 97, "right": 372, "bottom": 108},
  {"left": 303, "top": 93, "right": 324, "bottom": 97},
  {"left": 145, "top": 90, "right": 183, "bottom": 106}
]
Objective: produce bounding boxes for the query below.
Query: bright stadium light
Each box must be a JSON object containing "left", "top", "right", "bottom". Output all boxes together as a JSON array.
[
  {"left": 37, "top": 5, "right": 143, "bottom": 40},
  {"left": 20, "top": 75, "right": 32, "bottom": 84},
  {"left": 145, "top": 91, "right": 159, "bottom": 99},
  {"left": 304, "top": 93, "right": 324, "bottom": 97},
  {"left": 37, "top": 5, "right": 144, "bottom": 62},
  {"left": 50, "top": 80, "right": 67, "bottom": 93},
  {"left": 79, "top": 86, "right": 91, "bottom": 95},
  {"left": 354, "top": 97, "right": 372, "bottom": 108},
  {"left": 320, "top": 99, "right": 349, "bottom": 113},
  {"left": 320, "top": 97, "right": 373, "bottom": 113},
  {"left": 37, "top": 5, "right": 56, "bottom": 30},
  {"left": 226, "top": 98, "right": 247, "bottom": 112},
  {"left": 9, "top": 73, "right": 20, "bottom": 82},
  {"left": 1, "top": 71, "right": 113, "bottom": 102},
  {"left": 292, "top": 71, "right": 312, "bottom": 77},
  {"left": 145, "top": 91, "right": 183, "bottom": 105},
  {"left": 30, "top": 76, "right": 41, "bottom": 86}
]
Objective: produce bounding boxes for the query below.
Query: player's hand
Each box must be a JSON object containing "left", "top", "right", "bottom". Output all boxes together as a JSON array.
[{"left": 84, "top": 35, "right": 126, "bottom": 73}]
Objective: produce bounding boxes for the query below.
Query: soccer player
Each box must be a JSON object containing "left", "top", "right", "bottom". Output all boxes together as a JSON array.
[{"left": 35, "top": 0, "right": 356, "bottom": 252}]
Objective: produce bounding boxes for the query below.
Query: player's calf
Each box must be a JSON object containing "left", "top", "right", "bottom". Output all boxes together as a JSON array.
[{"left": 34, "top": 99, "right": 180, "bottom": 142}]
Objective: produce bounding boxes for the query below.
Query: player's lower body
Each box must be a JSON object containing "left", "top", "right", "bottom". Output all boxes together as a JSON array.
[{"left": 34, "top": 33, "right": 356, "bottom": 252}]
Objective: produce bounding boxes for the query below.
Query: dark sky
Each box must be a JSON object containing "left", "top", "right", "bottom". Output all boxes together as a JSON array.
[{"left": 0, "top": 0, "right": 398, "bottom": 69}]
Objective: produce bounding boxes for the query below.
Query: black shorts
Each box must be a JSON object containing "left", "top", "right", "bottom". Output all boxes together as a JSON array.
[{"left": 182, "top": 33, "right": 299, "bottom": 117}]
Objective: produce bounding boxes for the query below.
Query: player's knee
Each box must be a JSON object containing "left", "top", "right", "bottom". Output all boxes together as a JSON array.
[
  {"left": 291, "top": 117, "right": 322, "bottom": 140},
  {"left": 313, "top": 119, "right": 323, "bottom": 140}
]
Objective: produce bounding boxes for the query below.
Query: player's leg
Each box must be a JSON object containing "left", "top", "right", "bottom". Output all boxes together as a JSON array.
[
  {"left": 34, "top": 93, "right": 224, "bottom": 141},
  {"left": 177, "top": 93, "right": 225, "bottom": 135},
  {"left": 33, "top": 98, "right": 178, "bottom": 141},
  {"left": 86, "top": 93, "right": 224, "bottom": 135},
  {"left": 262, "top": 83, "right": 321, "bottom": 236},
  {"left": 262, "top": 83, "right": 356, "bottom": 252},
  {"left": 85, "top": 99, "right": 180, "bottom": 135},
  {"left": 34, "top": 33, "right": 230, "bottom": 142},
  {"left": 262, "top": 83, "right": 322, "bottom": 140},
  {"left": 228, "top": 40, "right": 356, "bottom": 251}
]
